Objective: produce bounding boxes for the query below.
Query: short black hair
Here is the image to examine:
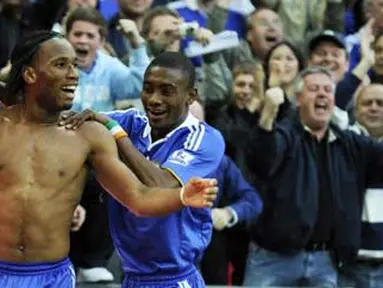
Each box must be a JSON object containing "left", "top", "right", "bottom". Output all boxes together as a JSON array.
[
  {"left": 2, "top": 30, "right": 63, "bottom": 105},
  {"left": 66, "top": 7, "right": 107, "bottom": 39},
  {"left": 146, "top": 52, "right": 196, "bottom": 89}
]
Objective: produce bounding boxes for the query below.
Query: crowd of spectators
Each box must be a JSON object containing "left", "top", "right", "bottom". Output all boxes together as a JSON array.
[{"left": 2, "top": 0, "right": 383, "bottom": 287}]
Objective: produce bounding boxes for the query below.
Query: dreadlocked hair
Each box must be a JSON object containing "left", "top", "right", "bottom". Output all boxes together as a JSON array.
[{"left": 3, "top": 30, "right": 63, "bottom": 106}]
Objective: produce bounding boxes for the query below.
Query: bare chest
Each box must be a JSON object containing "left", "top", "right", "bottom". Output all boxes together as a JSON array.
[{"left": 0, "top": 124, "right": 89, "bottom": 193}]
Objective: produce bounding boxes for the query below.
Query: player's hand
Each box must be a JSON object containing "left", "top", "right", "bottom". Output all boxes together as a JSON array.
[
  {"left": 182, "top": 178, "right": 218, "bottom": 208},
  {"left": 71, "top": 205, "right": 86, "bottom": 232},
  {"left": 59, "top": 109, "right": 108, "bottom": 129},
  {"left": 212, "top": 208, "right": 233, "bottom": 230}
]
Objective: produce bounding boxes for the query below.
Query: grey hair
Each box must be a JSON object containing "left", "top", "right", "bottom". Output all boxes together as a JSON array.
[{"left": 294, "top": 66, "right": 335, "bottom": 95}]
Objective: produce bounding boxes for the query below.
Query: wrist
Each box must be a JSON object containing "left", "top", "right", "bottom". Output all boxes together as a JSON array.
[
  {"left": 105, "top": 120, "right": 128, "bottom": 140},
  {"left": 180, "top": 187, "right": 186, "bottom": 206},
  {"left": 131, "top": 36, "right": 145, "bottom": 49}
]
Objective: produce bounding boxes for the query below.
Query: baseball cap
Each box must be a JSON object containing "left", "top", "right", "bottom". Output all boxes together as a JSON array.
[{"left": 308, "top": 30, "right": 346, "bottom": 52}]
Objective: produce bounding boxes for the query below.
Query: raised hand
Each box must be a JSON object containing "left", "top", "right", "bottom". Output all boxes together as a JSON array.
[
  {"left": 118, "top": 19, "right": 145, "bottom": 48},
  {"left": 361, "top": 19, "right": 375, "bottom": 67},
  {"left": 182, "top": 178, "right": 218, "bottom": 208}
]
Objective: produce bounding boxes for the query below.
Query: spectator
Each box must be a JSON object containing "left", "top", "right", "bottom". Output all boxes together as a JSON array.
[
  {"left": 244, "top": 66, "right": 383, "bottom": 286},
  {"left": 308, "top": 28, "right": 375, "bottom": 127},
  {"left": 264, "top": 41, "right": 305, "bottom": 102},
  {"left": 369, "top": 32, "right": 383, "bottom": 84},
  {"left": 253, "top": 0, "right": 326, "bottom": 53},
  {"left": 52, "top": 0, "right": 100, "bottom": 33},
  {"left": 253, "top": 0, "right": 353, "bottom": 53},
  {"left": 190, "top": 101, "right": 263, "bottom": 286},
  {"left": 340, "top": 84, "right": 383, "bottom": 287},
  {"left": 107, "top": 0, "right": 154, "bottom": 64},
  {"left": 141, "top": 6, "right": 213, "bottom": 58},
  {"left": 65, "top": 7, "right": 149, "bottom": 111},
  {"left": 168, "top": 0, "right": 248, "bottom": 39},
  {"left": 223, "top": 7, "right": 284, "bottom": 71},
  {"left": 207, "top": 63, "right": 264, "bottom": 191},
  {"left": 346, "top": 0, "right": 383, "bottom": 71}
]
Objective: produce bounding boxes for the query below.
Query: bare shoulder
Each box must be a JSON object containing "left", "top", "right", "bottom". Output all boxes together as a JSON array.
[
  {"left": 76, "top": 121, "right": 116, "bottom": 153},
  {"left": 0, "top": 106, "right": 18, "bottom": 128}
]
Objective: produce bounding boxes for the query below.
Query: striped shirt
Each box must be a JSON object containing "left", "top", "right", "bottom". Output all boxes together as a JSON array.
[{"left": 350, "top": 123, "right": 383, "bottom": 259}]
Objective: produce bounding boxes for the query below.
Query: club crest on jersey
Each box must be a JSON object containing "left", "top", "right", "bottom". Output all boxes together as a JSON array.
[{"left": 168, "top": 150, "right": 194, "bottom": 166}]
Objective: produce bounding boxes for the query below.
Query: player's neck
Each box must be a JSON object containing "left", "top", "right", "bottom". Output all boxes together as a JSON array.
[
  {"left": 19, "top": 103, "right": 60, "bottom": 125},
  {"left": 150, "top": 114, "right": 188, "bottom": 142}
]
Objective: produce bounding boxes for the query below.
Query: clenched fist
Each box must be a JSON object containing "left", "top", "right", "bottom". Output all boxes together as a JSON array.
[{"left": 118, "top": 19, "right": 145, "bottom": 49}]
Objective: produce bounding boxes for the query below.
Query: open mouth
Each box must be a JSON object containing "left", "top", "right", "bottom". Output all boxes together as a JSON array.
[
  {"left": 314, "top": 101, "right": 328, "bottom": 114},
  {"left": 61, "top": 85, "right": 77, "bottom": 99},
  {"left": 147, "top": 110, "right": 166, "bottom": 119},
  {"left": 265, "top": 35, "right": 278, "bottom": 45},
  {"left": 75, "top": 48, "right": 89, "bottom": 58}
]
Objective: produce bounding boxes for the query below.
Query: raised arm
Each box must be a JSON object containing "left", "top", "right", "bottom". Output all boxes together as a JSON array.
[
  {"left": 79, "top": 121, "right": 217, "bottom": 216},
  {"left": 247, "top": 87, "right": 289, "bottom": 179}
]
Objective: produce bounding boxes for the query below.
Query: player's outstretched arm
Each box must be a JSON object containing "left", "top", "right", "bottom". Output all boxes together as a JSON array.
[{"left": 80, "top": 121, "right": 217, "bottom": 216}]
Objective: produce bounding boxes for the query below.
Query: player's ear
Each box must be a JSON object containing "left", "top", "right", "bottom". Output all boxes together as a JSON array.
[
  {"left": 187, "top": 88, "right": 197, "bottom": 105},
  {"left": 22, "top": 66, "right": 37, "bottom": 85}
]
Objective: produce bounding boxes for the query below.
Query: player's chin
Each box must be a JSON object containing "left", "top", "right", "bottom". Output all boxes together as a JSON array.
[{"left": 61, "top": 102, "right": 74, "bottom": 111}]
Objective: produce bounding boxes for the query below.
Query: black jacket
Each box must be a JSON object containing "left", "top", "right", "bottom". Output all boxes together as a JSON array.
[{"left": 247, "top": 114, "right": 383, "bottom": 263}]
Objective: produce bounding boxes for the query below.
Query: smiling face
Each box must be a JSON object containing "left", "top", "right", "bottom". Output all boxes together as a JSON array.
[
  {"left": 67, "top": 20, "right": 103, "bottom": 70},
  {"left": 297, "top": 72, "right": 335, "bottom": 131},
  {"left": 141, "top": 66, "right": 196, "bottom": 132},
  {"left": 356, "top": 84, "right": 383, "bottom": 138},
  {"left": 268, "top": 44, "right": 300, "bottom": 86},
  {"left": 233, "top": 73, "right": 256, "bottom": 109},
  {"left": 27, "top": 38, "right": 79, "bottom": 112},
  {"left": 309, "top": 41, "right": 348, "bottom": 83},
  {"left": 247, "top": 9, "right": 283, "bottom": 60}
]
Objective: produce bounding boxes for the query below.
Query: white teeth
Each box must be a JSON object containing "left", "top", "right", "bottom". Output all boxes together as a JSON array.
[{"left": 62, "top": 85, "right": 77, "bottom": 92}]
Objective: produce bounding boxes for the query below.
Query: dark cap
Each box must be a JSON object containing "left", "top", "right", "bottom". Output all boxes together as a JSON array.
[{"left": 308, "top": 30, "right": 346, "bottom": 53}]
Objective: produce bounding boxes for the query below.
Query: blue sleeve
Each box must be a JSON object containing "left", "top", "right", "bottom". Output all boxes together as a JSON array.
[
  {"left": 225, "top": 11, "right": 246, "bottom": 39},
  {"left": 109, "top": 46, "right": 149, "bottom": 100},
  {"left": 102, "top": 108, "right": 141, "bottom": 135},
  {"left": 220, "top": 156, "right": 263, "bottom": 224},
  {"left": 348, "top": 43, "right": 361, "bottom": 72},
  {"left": 335, "top": 72, "right": 361, "bottom": 109},
  {"left": 162, "top": 125, "right": 225, "bottom": 185}
]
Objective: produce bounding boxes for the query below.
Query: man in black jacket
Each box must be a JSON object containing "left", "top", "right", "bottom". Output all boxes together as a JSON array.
[{"left": 244, "top": 66, "right": 383, "bottom": 287}]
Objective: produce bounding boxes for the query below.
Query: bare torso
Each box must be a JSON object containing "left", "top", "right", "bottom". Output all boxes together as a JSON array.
[{"left": 0, "top": 106, "right": 90, "bottom": 263}]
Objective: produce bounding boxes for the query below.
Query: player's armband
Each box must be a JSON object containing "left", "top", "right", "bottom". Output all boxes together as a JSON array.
[{"left": 105, "top": 120, "right": 128, "bottom": 140}]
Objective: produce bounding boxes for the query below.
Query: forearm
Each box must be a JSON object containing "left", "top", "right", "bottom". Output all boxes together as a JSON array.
[
  {"left": 352, "top": 58, "right": 372, "bottom": 81},
  {"left": 94, "top": 156, "right": 183, "bottom": 217},
  {"left": 335, "top": 72, "right": 361, "bottom": 109},
  {"left": 117, "top": 137, "right": 180, "bottom": 188},
  {"left": 258, "top": 103, "right": 278, "bottom": 131}
]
